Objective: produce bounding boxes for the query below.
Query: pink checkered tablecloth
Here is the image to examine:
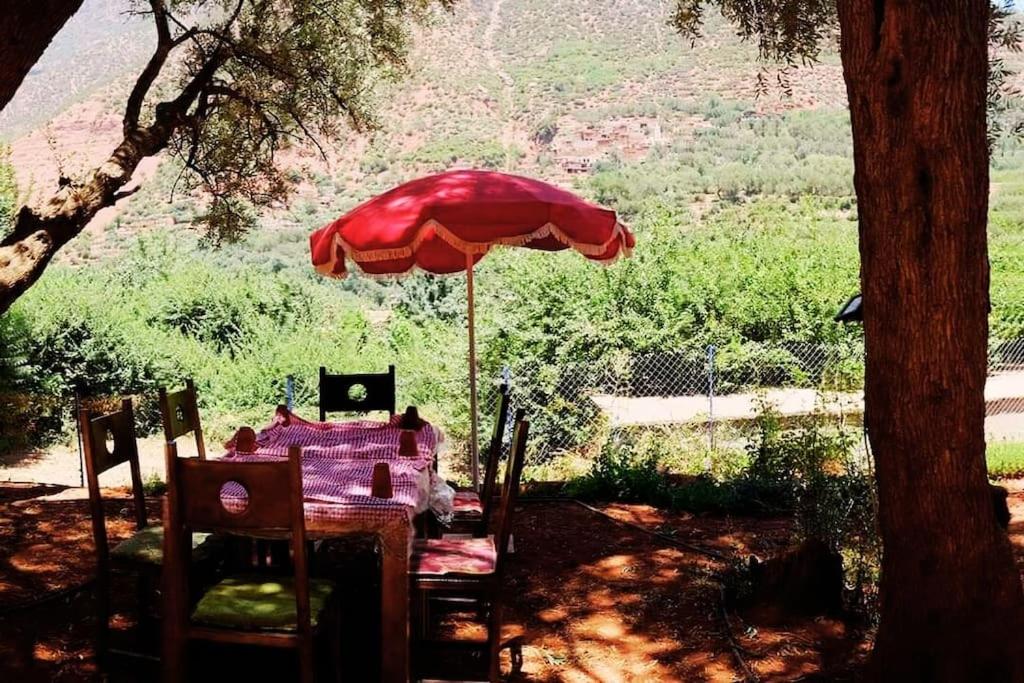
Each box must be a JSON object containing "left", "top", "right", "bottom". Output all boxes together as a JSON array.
[
  {"left": 219, "top": 407, "right": 447, "bottom": 526},
  {"left": 235, "top": 406, "right": 440, "bottom": 465}
]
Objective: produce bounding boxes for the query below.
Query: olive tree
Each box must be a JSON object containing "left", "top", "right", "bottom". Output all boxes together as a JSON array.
[
  {"left": 0, "top": 0, "right": 451, "bottom": 313},
  {"left": 675, "top": 2, "right": 1024, "bottom": 679}
]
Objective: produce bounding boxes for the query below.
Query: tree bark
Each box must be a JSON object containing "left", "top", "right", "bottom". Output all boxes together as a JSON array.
[
  {"left": 837, "top": 1, "right": 1024, "bottom": 680},
  {"left": 0, "top": 128, "right": 167, "bottom": 313},
  {"left": 0, "top": 0, "right": 83, "bottom": 111},
  {"left": 0, "top": 43, "right": 225, "bottom": 315}
]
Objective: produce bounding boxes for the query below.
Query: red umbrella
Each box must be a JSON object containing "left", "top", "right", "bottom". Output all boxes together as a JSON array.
[{"left": 310, "top": 170, "right": 634, "bottom": 486}]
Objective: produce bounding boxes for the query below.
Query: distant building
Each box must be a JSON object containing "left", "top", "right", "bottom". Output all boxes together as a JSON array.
[
  {"left": 557, "top": 156, "right": 596, "bottom": 174},
  {"left": 552, "top": 116, "right": 666, "bottom": 162}
]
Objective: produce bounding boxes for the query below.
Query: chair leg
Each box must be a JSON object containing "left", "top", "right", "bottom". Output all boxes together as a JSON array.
[
  {"left": 487, "top": 600, "right": 502, "bottom": 683},
  {"left": 137, "top": 571, "right": 156, "bottom": 648},
  {"left": 417, "top": 590, "right": 431, "bottom": 639},
  {"left": 161, "top": 633, "right": 186, "bottom": 683},
  {"left": 330, "top": 607, "right": 344, "bottom": 683},
  {"left": 409, "top": 589, "right": 421, "bottom": 639},
  {"left": 298, "top": 639, "right": 316, "bottom": 683},
  {"left": 95, "top": 573, "right": 110, "bottom": 669}
]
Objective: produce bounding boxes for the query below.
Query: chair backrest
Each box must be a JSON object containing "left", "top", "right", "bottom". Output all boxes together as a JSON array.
[
  {"left": 494, "top": 413, "right": 528, "bottom": 574},
  {"left": 319, "top": 365, "right": 396, "bottom": 421},
  {"left": 163, "top": 444, "right": 313, "bottom": 639},
  {"left": 478, "top": 384, "right": 511, "bottom": 531},
  {"left": 79, "top": 398, "right": 147, "bottom": 566},
  {"left": 159, "top": 379, "right": 206, "bottom": 459}
]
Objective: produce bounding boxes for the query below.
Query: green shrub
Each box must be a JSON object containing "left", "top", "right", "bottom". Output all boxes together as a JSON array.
[
  {"left": 143, "top": 472, "right": 167, "bottom": 497},
  {"left": 566, "top": 433, "right": 669, "bottom": 504},
  {"left": 987, "top": 442, "right": 1024, "bottom": 479},
  {"left": 0, "top": 144, "right": 17, "bottom": 232},
  {"left": 741, "top": 399, "right": 861, "bottom": 514}
]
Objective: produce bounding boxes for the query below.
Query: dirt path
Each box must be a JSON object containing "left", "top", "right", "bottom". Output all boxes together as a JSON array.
[
  {"left": 481, "top": 0, "right": 526, "bottom": 165},
  {"left": 592, "top": 370, "right": 1024, "bottom": 440},
  {"left": 0, "top": 435, "right": 201, "bottom": 488},
  {"left": 6, "top": 479, "right": 1024, "bottom": 680},
  {"left": 0, "top": 489, "right": 866, "bottom": 682}
]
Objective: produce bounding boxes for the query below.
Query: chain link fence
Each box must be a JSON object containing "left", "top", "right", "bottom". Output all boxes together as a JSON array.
[
  {"left": 476, "top": 338, "right": 1024, "bottom": 465},
  {"left": 989, "top": 338, "right": 1024, "bottom": 442},
  {"left": 3, "top": 338, "right": 1022, "bottom": 486}
]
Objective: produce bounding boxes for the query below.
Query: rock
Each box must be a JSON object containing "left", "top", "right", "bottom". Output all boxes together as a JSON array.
[
  {"left": 747, "top": 537, "right": 844, "bottom": 617},
  {"left": 991, "top": 483, "right": 1010, "bottom": 530}
]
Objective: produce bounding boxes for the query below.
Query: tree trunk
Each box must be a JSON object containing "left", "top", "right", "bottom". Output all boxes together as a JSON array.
[
  {"left": 837, "top": 1, "right": 1024, "bottom": 679},
  {"left": 0, "top": 126, "right": 175, "bottom": 314},
  {"left": 0, "top": 0, "right": 83, "bottom": 111}
]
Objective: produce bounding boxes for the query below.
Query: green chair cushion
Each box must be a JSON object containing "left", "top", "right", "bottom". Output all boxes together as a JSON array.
[
  {"left": 110, "top": 525, "right": 219, "bottom": 566},
  {"left": 191, "top": 575, "right": 336, "bottom": 631}
]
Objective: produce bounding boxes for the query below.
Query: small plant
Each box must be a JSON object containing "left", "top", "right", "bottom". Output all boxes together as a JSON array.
[
  {"left": 566, "top": 433, "right": 668, "bottom": 504},
  {"left": 143, "top": 472, "right": 167, "bottom": 497},
  {"left": 741, "top": 398, "right": 859, "bottom": 514},
  {"left": 567, "top": 429, "right": 748, "bottom": 513}
]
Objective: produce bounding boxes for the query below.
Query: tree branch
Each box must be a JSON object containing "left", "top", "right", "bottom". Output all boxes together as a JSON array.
[
  {"left": 123, "top": 0, "right": 175, "bottom": 133},
  {"left": 0, "top": 46, "right": 229, "bottom": 314}
]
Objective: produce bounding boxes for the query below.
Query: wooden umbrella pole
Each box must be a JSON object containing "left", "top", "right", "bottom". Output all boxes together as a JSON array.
[{"left": 466, "top": 253, "right": 481, "bottom": 491}]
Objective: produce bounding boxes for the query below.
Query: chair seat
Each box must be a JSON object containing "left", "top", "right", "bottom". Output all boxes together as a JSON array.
[
  {"left": 452, "top": 491, "right": 483, "bottom": 516},
  {"left": 411, "top": 536, "right": 497, "bottom": 576},
  {"left": 191, "top": 574, "right": 336, "bottom": 631},
  {"left": 110, "top": 525, "right": 219, "bottom": 566}
]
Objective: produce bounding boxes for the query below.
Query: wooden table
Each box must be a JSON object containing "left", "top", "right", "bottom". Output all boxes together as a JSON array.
[{"left": 222, "top": 408, "right": 443, "bottom": 682}]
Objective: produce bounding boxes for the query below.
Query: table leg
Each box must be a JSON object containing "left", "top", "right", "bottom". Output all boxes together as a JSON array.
[{"left": 379, "top": 520, "right": 411, "bottom": 683}]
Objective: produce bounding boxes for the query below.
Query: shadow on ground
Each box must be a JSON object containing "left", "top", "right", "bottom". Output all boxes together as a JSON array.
[{"left": 0, "top": 487, "right": 877, "bottom": 682}]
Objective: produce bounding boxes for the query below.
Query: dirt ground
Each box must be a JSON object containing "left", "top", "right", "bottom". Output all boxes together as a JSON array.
[{"left": 9, "top": 482, "right": 1022, "bottom": 681}]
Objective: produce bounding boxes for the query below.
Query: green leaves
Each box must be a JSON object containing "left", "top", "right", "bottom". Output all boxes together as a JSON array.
[
  {"left": 671, "top": 0, "right": 838, "bottom": 68},
  {"left": 156, "top": 0, "right": 453, "bottom": 244}
]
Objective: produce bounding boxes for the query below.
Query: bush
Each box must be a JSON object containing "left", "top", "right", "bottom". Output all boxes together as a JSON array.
[
  {"left": 739, "top": 400, "right": 879, "bottom": 614},
  {"left": 15, "top": 272, "right": 182, "bottom": 402},
  {"left": 566, "top": 433, "right": 669, "bottom": 504},
  {"left": 565, "top": 398, "right": 880, "bottom": 615}
]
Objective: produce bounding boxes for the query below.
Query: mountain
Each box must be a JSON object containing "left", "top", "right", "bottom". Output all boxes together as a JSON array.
[
  {"left": 0, "top": 0, "right": 1021, "bottom": 267},
  {"left": 0, "top": 0, "right": 151, "bottom": 139}
]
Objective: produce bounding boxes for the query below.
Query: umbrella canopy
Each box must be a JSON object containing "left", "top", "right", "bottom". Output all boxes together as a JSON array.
[
  {"left": 310, "top": 169, "right": 634, "bottom": 277},
  {"left": 310, "top": 169, "right": 634, "bottom": 488}
]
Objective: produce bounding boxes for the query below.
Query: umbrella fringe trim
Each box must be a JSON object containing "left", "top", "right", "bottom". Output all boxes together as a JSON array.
[
  {"left": 317, "top": 219, "right": 632, "bottom": 279},
  {"left": 317, "top": 257, "right": 622, "bottom": 280}
]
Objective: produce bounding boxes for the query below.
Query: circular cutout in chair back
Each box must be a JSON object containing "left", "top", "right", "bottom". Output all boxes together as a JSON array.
[
  {"left": 220, "top": 480, "right": 250, "bottom": 515},
  {"left": 347, "top": 383, "right": 368, "bottom": 402}
]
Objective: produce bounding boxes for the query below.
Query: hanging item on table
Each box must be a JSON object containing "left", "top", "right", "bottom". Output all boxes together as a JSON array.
[
  {"left": 400, "top": 405, "right": 425, "bottom": 430},
  {"left": 371, "top": 462, "right": 393, "bottom": 498},
  {"left": 226, "top": 426, "right": 257, "bottom": 453},
  {"left": 399, "top": 430, "right": 418, "bottom": 457}
]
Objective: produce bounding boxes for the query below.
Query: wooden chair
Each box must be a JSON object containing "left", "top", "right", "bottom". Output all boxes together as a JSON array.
[
  {"left": 79, "top": 399, "right": 219, "bottom": 664},
  {"left": 445, "top": 387, "right": 515, "bottom": 538},
  {"left": 159, "top": 378, "right": 207, "bottom": 459},
  {"left": 410, "top": 417, "right": 529, "bottom": 682},
  {"left": 161, "top": 444, "right": 341, "bottom": 683},
  {"left": 319, "top": 365, "right": 396, "bottom": 421}
]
